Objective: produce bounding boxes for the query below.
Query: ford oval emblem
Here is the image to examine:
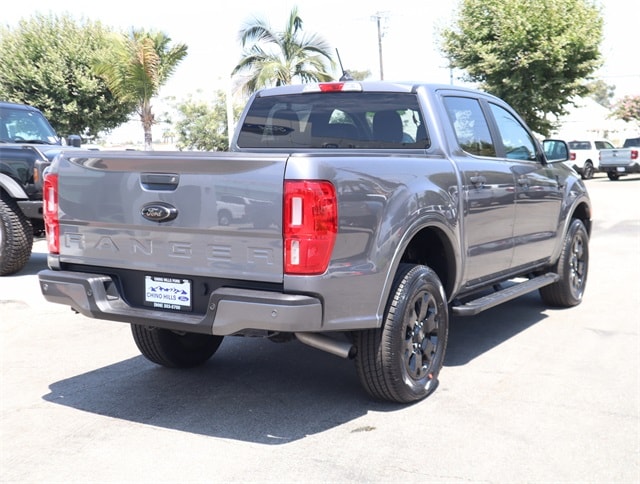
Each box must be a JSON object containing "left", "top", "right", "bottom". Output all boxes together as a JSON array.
[{"left": 141, "top": 202, "right": 178, "bottom": 223}]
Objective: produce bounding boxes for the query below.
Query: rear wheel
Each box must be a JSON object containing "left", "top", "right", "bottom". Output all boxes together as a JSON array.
[
  {"left": 354, "top": 264, "right": 449, "bottom": 403},
  {"left": 218, "top": 209, "right": 232, "bottom": 226},
  {"left": 607, "top": 171, "right": 620, "bottom": 180},
  {"left": 539, "top": 219, "right": 589, "bottom": 307},
  {"left": 131, "top": 324, "right": 223, "bottom": 368},
  {"left": 581, "top": 161, "right": 594, "bottom": 180},
  {"left": 0, "top": 195, "right": 33, "bottom": 276}
]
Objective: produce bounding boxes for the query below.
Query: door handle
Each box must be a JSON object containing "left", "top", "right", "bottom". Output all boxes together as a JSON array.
[{"left": 470, "top": 175, "right": 486, "bottom": 187}]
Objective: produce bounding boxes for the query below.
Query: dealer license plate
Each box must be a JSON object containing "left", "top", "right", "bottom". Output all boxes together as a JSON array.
[{"left": 144, "top": 276, "right": 192, "bottom": 311}]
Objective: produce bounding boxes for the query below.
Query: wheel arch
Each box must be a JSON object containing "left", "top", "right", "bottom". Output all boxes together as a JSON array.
[
  {"left": 570, "top": 199, "right": 592, "bottom": 237},
  {"left": 397, "top": 223, "right": 458, "bottom": 300}
]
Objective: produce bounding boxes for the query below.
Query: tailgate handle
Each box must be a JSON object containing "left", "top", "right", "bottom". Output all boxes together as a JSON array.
[{"left": 140, "top": 173, "right": 180, "bottom": 191}]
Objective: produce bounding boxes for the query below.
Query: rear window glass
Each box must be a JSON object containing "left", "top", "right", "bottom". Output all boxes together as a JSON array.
[
  {"left": 568, "top": 141, "right": 591, "bottom": 150},
  {"left": 236, "top": 92, "right": 429, "bottom": 149}
]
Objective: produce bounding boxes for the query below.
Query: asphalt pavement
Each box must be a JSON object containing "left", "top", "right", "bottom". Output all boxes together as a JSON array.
[{"left": 1, "top": 173, "right": 639, "bottom": 483}]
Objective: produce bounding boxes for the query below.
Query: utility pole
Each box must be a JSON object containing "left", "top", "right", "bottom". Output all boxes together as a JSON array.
[{"left": 371, "top": 12, "right": 389, "bottom": 80}]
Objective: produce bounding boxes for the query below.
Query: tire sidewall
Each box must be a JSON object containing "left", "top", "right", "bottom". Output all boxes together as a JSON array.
[
  {"left": 383, "top": 265, "right": 449, "bottom": 402},
  {"left": 561, "top": 219, "right": 589, "bottom": 305}
]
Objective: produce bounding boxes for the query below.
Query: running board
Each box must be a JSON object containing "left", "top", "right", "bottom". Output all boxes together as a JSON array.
[{"left": 451, "top": 273, "right": 559, "bottom": 316}]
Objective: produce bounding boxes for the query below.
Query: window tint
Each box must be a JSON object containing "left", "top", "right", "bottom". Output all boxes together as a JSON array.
[
  {"left": 569, "top": 141, "right": 591, "bottom": 150},
  {"left": 237, "top": 92, "right": 429, "bottom": 149},
  {"left": 443, "top": 96, "right": 496, "bottom": 157},
  {"left": 489, "top": 103, "right": 537, "bottom": 160},
  {"left": 595, "top": 141, "right": 614, "bottom": 149}
]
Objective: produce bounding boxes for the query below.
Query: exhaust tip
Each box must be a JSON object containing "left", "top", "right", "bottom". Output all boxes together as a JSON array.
[{"left": 295, "top": 332, "right": 356, "bottom": 360}]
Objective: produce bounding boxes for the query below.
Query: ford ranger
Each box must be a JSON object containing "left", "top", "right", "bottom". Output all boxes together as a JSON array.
[{"left": 37, "top": 82, "right": 591, "bottom": 403}]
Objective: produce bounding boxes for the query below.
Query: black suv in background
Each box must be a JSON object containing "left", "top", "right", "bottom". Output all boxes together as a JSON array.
[{"left": 0, "top": 101, "right": 81, "bottom": 275}]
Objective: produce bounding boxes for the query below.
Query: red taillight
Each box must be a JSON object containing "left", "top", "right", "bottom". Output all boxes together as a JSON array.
[
  {"left": 631, "top": 150, "right": 639, "bottom": 160},
  {"left": 43, "top": 173, "right": 59, "bottom": 254},
  {"left": 570, "top": 152, "right": 576, "bottom": 161},
  {"left": 284, "top": 181, "right": 337, "bottom": 275}
]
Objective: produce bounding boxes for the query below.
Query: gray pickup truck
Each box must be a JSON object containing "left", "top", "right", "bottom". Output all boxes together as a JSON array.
[{"left": 38, "top": 82, "right": 591, "bottom": 403}]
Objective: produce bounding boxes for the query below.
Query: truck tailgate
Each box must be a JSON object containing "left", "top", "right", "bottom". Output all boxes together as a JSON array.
[
  {"left": 55, "top": 150, "right": 287, "bottom": 283},
  {"left": 599, "top": 148, "right": 637, "bottom": 166}
]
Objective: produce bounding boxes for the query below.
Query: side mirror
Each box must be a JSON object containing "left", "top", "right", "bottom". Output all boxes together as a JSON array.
[
  {"left": 542, "top": 139, "right": 569, "bottom": 162},
  {"left": 66, "top": 134, "right": 82, "bottom": 148}
]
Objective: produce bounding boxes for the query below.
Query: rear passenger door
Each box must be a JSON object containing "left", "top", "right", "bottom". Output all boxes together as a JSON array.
[
  {"left": 487, "top": 102, "right": 563, "bottom": 268},
  {"left": 442, "top": 95, "right": 517, "bottom": 285}
]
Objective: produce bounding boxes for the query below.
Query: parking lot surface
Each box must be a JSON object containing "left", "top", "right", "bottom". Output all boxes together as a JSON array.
[{"left": 1, "top": 174, "right": 639, "bottom": 483}]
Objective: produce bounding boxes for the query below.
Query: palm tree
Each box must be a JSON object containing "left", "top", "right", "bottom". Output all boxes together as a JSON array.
[
  {"left": 95, "top": 29, "right": 187, "bottom": 150},
  {"left": 232, "top": 6, "right": 336, "bottom": 97}
]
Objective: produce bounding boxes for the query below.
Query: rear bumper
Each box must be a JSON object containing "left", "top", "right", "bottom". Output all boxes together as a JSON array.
[
  {"left": 38, "top": 269, "right": 323, "bottom": 335},
  {"left": 16, "top": 200, "right": 43, "bottom": 219},
  {"left": 599, "top": 163, "right": 640, "bottom": 173}
]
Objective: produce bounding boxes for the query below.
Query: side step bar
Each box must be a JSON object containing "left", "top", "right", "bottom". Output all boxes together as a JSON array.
[{"left": 451, "top": 273, "right": 559, "bottom": 316}]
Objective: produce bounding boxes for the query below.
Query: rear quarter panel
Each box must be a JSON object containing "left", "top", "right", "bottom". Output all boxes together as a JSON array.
[{"left": 283, "top": 152, "right": 460, "bottom": 330}]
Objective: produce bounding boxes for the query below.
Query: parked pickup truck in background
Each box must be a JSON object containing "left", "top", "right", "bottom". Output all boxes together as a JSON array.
[
  {"left": 598, "top": 137, "right": 640, "bottom": 180},
  {"left": 0, "top": 101, "right": 81, "bottom": 275},
  {"left": 38, "top": 82, "right": 591, "bottom": 403},
  {"left": 567, "top": 138, "right": 615, "bottom": 179}
]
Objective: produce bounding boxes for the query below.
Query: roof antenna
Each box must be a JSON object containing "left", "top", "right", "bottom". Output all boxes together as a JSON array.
[{"left": 336, "top": 49, "right": 354, "bottom": 81}]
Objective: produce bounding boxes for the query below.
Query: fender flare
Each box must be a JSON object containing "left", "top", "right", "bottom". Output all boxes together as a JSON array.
[{"left": 0, "top": 173, "right": 28, "bottom": 199}]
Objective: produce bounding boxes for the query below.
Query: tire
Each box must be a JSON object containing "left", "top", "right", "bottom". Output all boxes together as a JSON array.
[
  {"left": 131, "top": 324, "right": 223, "bottom": 368},
  {"left": 607, "top": 171, "right": 620, "bottom": 181},
  {"left": 354, "top": 264, "right": 449, "bottom": 403},
  {"left": 581, "top": 161, "right": 594, "bottom": 180},
  {"left": 539, "top": 219, "right": 589, "bottom": 307},
  {"left": 218, "top": 209, "right": 232, "bottom": 226},
  {"left": 0, "top": 195, "right": 34, "bottom": 276}
]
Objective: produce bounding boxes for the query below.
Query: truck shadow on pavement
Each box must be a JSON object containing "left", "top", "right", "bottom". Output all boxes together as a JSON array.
[
  {"left": 43, "top": 337, "right": 390, "bottom": 444},
  {"left": 42, "top": 292, "right": 551, "bottom": 444},
  {"left": 446, "top": 291, "right": 550, "bottom": 366}
]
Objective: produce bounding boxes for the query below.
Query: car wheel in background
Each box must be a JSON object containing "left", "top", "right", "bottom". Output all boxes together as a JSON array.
[
  {"left": 0, "top": 195, "right": 33, "bottom": 276},
  {"left": 581, "top": 161, "right": 594, "bottom": 180}
]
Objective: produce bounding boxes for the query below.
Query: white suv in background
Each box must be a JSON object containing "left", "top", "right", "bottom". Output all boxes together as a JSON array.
[{"left": 567, "top": 139, "right": 615, "bottom": 179}]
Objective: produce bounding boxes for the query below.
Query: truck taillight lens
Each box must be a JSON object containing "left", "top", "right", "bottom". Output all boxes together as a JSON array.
[
  {"left": 284, "top": 181, "right": 337, "bottom": 275},
  {"left": 570, "top": 152, "right": 576, "bottom": 161},
  {"left": 43, "top": 173, "right": 59, "bottom": 254},
  {"left": 631, "top": 150, "right": 639, "bottom": 160}
]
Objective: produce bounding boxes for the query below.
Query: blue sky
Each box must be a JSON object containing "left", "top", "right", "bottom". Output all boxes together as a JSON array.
[{"left": 4, "top": 0, "right": 638, "bottom": 104}]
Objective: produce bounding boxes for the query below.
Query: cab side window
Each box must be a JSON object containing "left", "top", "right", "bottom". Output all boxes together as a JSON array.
[
  {"left": 443, "top": 96, "right": 496, "bottom": 157},
  {"left": 489, "top": 104, "right": 537, "bottom": 161}
]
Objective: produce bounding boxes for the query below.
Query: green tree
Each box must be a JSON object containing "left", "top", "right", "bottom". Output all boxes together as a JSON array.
[
  {"left": 440, "top": 0, "right": 603, "bottom": 136},
  {"left": 610, "top": 95, "right": 640, "bottom": 128},
  {"left": 231, "top": 6, "right": 335, "bottom": 97},
  {"left": 171, "top": 91, "right": 242, "bottom": 151},
  {"left": 0, "top": 13, "right": 134, "bottom": 138},
  {"left": 587, "top": 79, "right": 615, "bottom": 108},
  {"left": 95, "top": 29, "right": 187, "bottom": 150}
]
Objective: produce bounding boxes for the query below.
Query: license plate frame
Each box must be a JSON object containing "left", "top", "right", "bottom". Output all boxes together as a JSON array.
[
  {"left": 616, "top": 167, "right": 625, "bottom": 172},
  {"left": 144, "top": 275, "right": 193, "bottom": 312}
]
